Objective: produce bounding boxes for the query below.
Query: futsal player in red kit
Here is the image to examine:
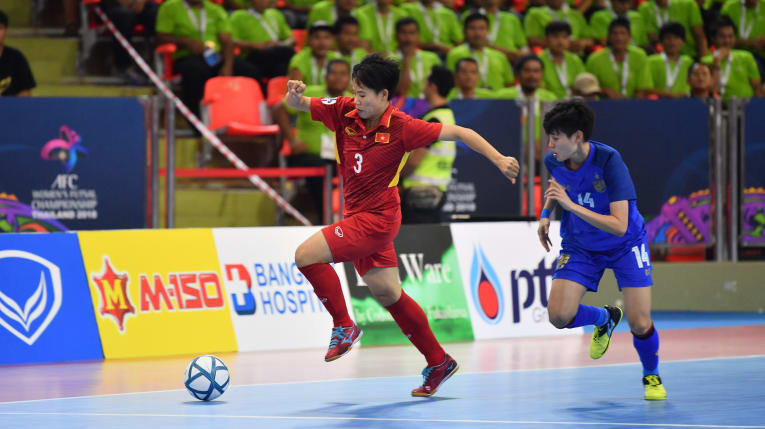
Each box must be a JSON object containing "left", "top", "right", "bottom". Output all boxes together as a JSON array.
[{"left": 287, "top": 54, "right": 519, "bottom": 397}]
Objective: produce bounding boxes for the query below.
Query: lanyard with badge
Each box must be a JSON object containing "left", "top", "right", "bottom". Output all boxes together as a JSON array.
[
  {"left": 419, "top": 3, "right": 441, "bottom": 43},
  {"left": 184, "top": 1, "right": 220, "bottom": 66},
  {"left": 400, "top": 50, "right": 424, "bottom": 95},
  {"left": 720, "top": 53, "right": 733, "bottom": 96},
  {"left": 310, "top": 56, "right": 326, "bottom": 84},
  {"left": 652, "top": 2, "right": 669, "bottom": 28},
  {"left": 248, "top": 8, "right": 278, "bottom": 41},
  {"left": 469, "top": 47, "right": 489, "bottom": 86},
  {"left": 478, "top": 8, "right": 501, "bottom": 45},
  {"left": 739, "top": 0, "right": 760, "bottom": 39},
  {"left": 376, "top": 6, "right": 395, "bottom": 52},
  {"left": 609, "top": 50, "right": 629, "bottom": 96},
  {"left": 546, "top": 49, "right": 570, "bottom": 96},
  {"left": 661, "top": 52, "right": 682, "bottom": 91}
]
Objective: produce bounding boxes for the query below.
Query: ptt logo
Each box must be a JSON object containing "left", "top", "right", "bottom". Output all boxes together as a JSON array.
[
  {"left": 41, "top": 125, "right": 88, "bottom": 173},
  {"left": 91, "top": 257, "right": 225, "bottom": 331},
  {"left": 0, "top": 250, "right": 63, "bottom": 345},
  {"left": 470, "top": 246, "right": 557, "bottom": 324},
  {"left": 223, "top": 262, "right": 325, "bottom": 316}
]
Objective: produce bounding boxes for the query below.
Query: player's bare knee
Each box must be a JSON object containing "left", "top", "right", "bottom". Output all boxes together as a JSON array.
[
  {"left": 371, "top": 291, "right": 397, "bottom": 307},
  {"left": 294, "top": 243, "right": 312, "bottom": 268},
  {"left": 628, "top": 319, "right": 653, "bottom": 336},
  {"left": 548, "top": 313, "right": 571, "bottom": 329}
]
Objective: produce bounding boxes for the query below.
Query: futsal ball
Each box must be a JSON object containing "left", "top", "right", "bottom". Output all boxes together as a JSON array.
[{"left": 184, "top": 355, "right": 230, "bottom": 401}]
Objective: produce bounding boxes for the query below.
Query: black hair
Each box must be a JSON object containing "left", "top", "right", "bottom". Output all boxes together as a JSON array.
[
  {"left": 608, "top": 17, "right": 631, "bottom": 35},
  {"left": 427, "top": 66, "right": 454, "bottom": 97},
  {"left": 687, "top": 61, "right": 711, "bottom": 78},
  {"left": 659, "top": 21, "right": 686, "bottom": 41},
  {"left": 326, "top": 58, "right": 351, "bottom": 74},
  {"left": 543, "top": 100, "right": 595, "bottom": 141},
  {"left": 515, "top": 54, "right": 544, "bottom": 75},
  {"left": 464, "top": 13, "right": 489, "bottom": 31},
  {"left": 395, "top": 16, "right": 419, "bottom": 34},
  {"left": 352, "top": 53, "right": 400, "bottom": 100},
  {"left": 455, "top": 57, "right": 479, "bottom": 73},
  {"left": 0, "top": 10, "right": 8, "bottom": 27},
  {"left": 714, "top": 16, "right": 736, "bottom": 37},
  {"left": 309, "top": 22, "right": 334, "bottom": 37},
  {"left": 545, "top": 20, "right": 572, "bottom": 37},
  {"left": 334, "top": 15, "right": 359, "bottom": 34}
]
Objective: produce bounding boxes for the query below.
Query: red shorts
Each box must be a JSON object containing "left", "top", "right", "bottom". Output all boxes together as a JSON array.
[{"left": 321, "top": 207, "right": 401, "bottom": 276}]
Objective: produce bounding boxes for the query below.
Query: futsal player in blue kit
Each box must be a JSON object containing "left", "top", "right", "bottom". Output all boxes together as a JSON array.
[{"left": 537, "top": 100, "right": 667, "bottom": 400}]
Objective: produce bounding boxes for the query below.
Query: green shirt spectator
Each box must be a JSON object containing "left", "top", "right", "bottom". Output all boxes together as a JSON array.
[
  {"left": 721, "top": 0, "right": 765, "bottom": 56},
  {"left": 394, "top": 17, "right": 443, "bottom": 97},
  {"left": 638, "top": 0, "right": 707, "bottom": 57},
  {"left": 446, "top": 44, "right": 514, "bottom": 90},
  {"left": 701, "top": 50, "right": 761, "bottom": 97},
  {"left": 286, "top": 84, "right": 351, "bottom": 155},
  {"left": 230, "top": 8, "right": 292, "bottom": 53},
  {"left": 644, "top": 53, "right": 693, "bottom": 95},
  {"left": 334, "top": 16, "right": 368, "bottom": 69},
  {"left": 355, "top": 0, "right": 408, "bottom": 53},
  {"left": 446, "top": 87, "right": 494, "bottom": 99},
  {"left": 447, "top": 57, "right": 494, "bottom": 99},
  {"left": 462, "top": 1, "right": 528, "bottom": 62},
  {"left": 307, "top": 0, "right": 358, "bottom": 28},
  {"left": 539, "top": 49, "right": 586, "bottom": 98},
  {"left": 586, "top": 45, "right": 652, "bottom": 98},
  {"left": 590, "top": 9, "right": 650, "bottom": 48},
  {"left": 524, "top": 2, "right": 590, "bottom": 44},
  {"left": 288, "top": 49, "right": 341, "bottom": 85},
  {"left": 156, "top": 0, "right": 232, "bottom": 59},
  {"left": 400, "top": 1, "right": 463, "bottom": 55},
  {"left": 395, "top": 49, "right": 443, "bottom": 97}
]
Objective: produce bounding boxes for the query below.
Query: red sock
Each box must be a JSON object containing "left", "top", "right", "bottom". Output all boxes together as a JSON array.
[
  {"left": 385, "top": 290, "right": 446, "bottom": 367},
  {"left": 298, "top": 263, "right": 353, "bottom": 327}
]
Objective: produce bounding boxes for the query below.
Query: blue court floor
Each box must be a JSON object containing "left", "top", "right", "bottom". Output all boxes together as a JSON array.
[{"left": 1, "top": 355, "right": 764, "bottom": 428}]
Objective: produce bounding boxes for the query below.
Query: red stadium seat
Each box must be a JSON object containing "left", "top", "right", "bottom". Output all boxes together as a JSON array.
[
  {"left": 292, "top": 29, "right": 307, "bottom": 52},
  {"left": 155, "top": 43, "right": 181, "bottom": 83},
  {"left": 202, "top": 77, "right": 280, "bottom": 137},
  {"left": 266, "top": 76, "right": 288, "bottom": 107}
]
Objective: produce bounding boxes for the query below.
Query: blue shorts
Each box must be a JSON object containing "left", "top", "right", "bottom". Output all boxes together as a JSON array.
[{"left": 553, "top": 238, "right": 653, "bottom": 292}]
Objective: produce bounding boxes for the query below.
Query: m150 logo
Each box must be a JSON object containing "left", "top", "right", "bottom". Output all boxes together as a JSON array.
[
  {"left": 470, "top": 246, "right": 557, "bottom": 324},
  {"left": 91, "top": 257, "right": 225, "bottom": 331}
]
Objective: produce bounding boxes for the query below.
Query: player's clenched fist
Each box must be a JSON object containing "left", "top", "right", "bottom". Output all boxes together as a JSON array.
[
  {"left": 496, "top": 156, "right": 520, "bottom": 184},
  {"left": 538, "top": 218, "right": 552, "bottom": 252},
  {"left": 285, "top": 80, "right": 307, "bottom": 109}
]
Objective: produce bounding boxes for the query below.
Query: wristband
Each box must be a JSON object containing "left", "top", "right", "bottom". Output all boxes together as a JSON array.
[{"left": 540, "top": 208, "right": 551, "bottom": 219}]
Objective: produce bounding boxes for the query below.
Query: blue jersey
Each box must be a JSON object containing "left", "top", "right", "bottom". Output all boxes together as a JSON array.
[{"left": 545, "top": 141, "right": 646, "bottom": 252}]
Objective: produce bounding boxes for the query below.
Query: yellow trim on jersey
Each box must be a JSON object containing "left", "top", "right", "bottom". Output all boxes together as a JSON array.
[
  {"left": 334, "top": 132, "right": 340, "bottom": 164},
  {"left": 388, "top": 152, "right": 411, "bottom": 187}
]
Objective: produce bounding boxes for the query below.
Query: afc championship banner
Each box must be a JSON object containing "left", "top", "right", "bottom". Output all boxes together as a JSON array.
[
  {"left": 0, "top": 98, "right": 146, "bottom": 232},
  {"left": 450, "top": 222, "right": 582, "bottom": 339},
  {"left": 0, "top": 233, "right": 103, "bottom": 364},
  {"left": 213, "top": 227, "right": 352, "bottom": 351},
  {"left": 344, "top": 224, "right": 474, "bottom": 346},
  {"left": 78, "top": 229, "right": 236, "bottom": 359},
  {"left": 743, "top": 99, "right": 765, "bottom": 245}
]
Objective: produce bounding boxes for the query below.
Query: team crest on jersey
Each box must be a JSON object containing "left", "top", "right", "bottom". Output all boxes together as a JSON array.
[
  {"left": 593, "top": 173, "right": 606, "bottom": 193},
  {"left": 557, "top": 254, "right": 570, "bottom": 270},
  {"left": 345, "top": 126, "right": 357, "bottom": 136},
  {"left": 375, "top": 132, "right": 390, "bottom": 144},
  {"left": 321, "top": 97, "right": 337, "bottom": 105}
]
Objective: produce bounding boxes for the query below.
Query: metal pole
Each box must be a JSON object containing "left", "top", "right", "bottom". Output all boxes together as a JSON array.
[
  {"left": 166, "top": 96, "right": 176, "bottom": 228},
  {"left": 539, "top": 101, "right": 552, "bottom": 219},
  {"left": 729, "top": 98, "right": 740, "bottom": 262},
  {"left": 323, "top": 165, "right": 332, "bottom": 225},
  {"left": 151, "top": 95, "right": 160, "bottom": 228},
  {"left": 527, "top": 98, "right": 536, "bottom": 217},
  {"left": 713, "top": 97, "right": 726, "bottom": 261},
  {"left": 518, "top": 102, "right": 525, "bottom": 216}
]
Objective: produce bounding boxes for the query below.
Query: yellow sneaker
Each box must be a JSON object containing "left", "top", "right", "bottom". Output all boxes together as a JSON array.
[
  {"left": 589, "top": 306, "right": 623, "bottom": 359},
  {"left": 643, "top": 375, "right": 667, "bottom": 400}
]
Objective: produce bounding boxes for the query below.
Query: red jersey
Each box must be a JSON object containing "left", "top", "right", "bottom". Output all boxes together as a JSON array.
[{"left": 310, "top": 96, "right": 443, "bottom": 215}]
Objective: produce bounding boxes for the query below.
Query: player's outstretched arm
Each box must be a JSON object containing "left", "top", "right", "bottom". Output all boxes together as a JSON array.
[
  {"left": 545, "top": 177, "right": 629, "bottom": 236},
  {"left": 285, "top": 80, "right": 311, "bottom": 112},
  {"left": 439, "top": 124, "right": 519, "bottom": 184}
]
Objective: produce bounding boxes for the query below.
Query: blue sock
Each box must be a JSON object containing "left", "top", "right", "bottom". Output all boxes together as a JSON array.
[
  {"left": 566, "top": 305, "right": 609, "bottom": 328},
  {"left": 633, "top": 324, "right": 659, "bottom": 376}
]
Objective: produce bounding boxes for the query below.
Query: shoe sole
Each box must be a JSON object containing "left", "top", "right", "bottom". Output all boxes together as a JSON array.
[
  {"left": 324, "top": 329, "right": 363, "bottom": 362},
  {"left": 411, "top": 363, "right": 460, "bottom": 397},
  {"left": 590, "top": 307, "right": 623, "bottom": 360}
]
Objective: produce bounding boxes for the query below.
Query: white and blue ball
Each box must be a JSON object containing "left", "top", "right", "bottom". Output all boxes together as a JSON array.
[{"left": 184, "top": 355, "right": 230, "bottom": 401}]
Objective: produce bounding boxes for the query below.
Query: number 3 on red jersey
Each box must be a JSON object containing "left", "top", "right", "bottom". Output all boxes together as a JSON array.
[{"left": 353, "top": 153, "right": 363, "bottom": 174}]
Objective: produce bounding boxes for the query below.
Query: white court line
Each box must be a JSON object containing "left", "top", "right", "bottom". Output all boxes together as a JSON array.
[
  {"left": 1, "top": 353, "right": 763, "bottom": 406},
  {"left": 0, "top": 412, "right": 762, "bottom": 428}
]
